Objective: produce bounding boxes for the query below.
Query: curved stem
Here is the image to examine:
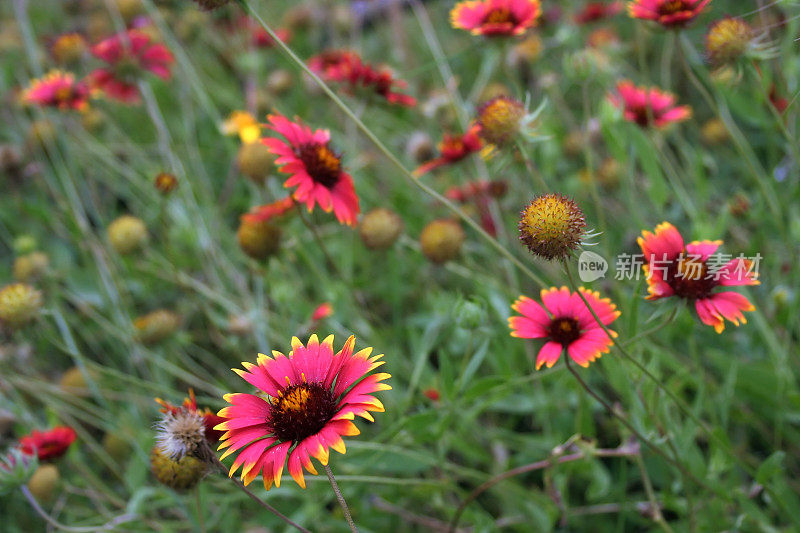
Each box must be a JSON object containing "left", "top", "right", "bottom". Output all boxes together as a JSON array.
[
  {"left": 236, "top": 0, "right": 546, "bottom": 290},
  {"left": 21, "top": 486, "right": 137, "bottom": 532},
  {"left": 324, "top": 463, "right": 358, "bottom": 533}
]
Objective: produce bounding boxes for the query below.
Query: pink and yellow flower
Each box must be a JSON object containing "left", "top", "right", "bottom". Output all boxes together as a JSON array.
[
  {"left": 609, "top": 80, "right": 691, "bottom": 128},
  {"left": 627, "top": 0, "right": 711, "bottom": 28},
  {"left": 509, "top": 287, "right": 620, "bottom": 370},
  {"left": 262, "top": 114, "right": 360, "bottom": 226},
  {"left": 308, "top": 50, "right": 416, "bottom": 107},
  {"left": 414, "top": 124, "right": 484, "bottom": 176},
  {"left": 21, "top": 71, "right": 89, "bottom": 111},
  {"left": 638, "top": 222, "right": 759, "bottom": 333},
  {"left": 451, "top": 0, "right": 542, "bottom": 37},
  {"left": 87, "top": 29, "right": 174, "bottom": 103},
  {"left": 215, "top": 335, "right": 390, "bottom": 489}
]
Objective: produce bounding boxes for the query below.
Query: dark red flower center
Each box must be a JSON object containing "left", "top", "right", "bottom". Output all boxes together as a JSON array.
[
  {"left": 659, "top": 0, "right": 687, "bottom": 15},
  {"left": 547, "top": 317, "right": 582, "bottom": 346},
  {"left": 665, "top": 255, "right": 717, "bottom": 299},
  {"left": 630, "top": 104, "right": 656, "bottom": 127},
  {"left": 267, "top": 382, "right": 338, "bottom": 443},
  {"left": 484, "top": 8, "right": 516, "bottom": 25},
  {"left": 298, "top": 143, "right": 342, "bottom": 189}
]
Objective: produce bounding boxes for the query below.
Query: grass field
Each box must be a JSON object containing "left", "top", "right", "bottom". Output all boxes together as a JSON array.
[{"left": 1, "top": 0, "right": 800, "bottom": 531}]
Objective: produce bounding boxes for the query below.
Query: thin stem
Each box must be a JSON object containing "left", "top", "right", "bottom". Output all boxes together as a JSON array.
[
  {"left": 21, "top": 486, "right": 137, "bottom": 532},
  {"left": 295, "top": 205, "right": 341, "bottom": 275},
  {"left": 194, "top": 486, "right": 206, "bottom": 533},
  {"left": 634, "top": 453, "right": 674, "bottom": 533},
  {"left": 209, "top": 456, "right": 311, "bottom": 533},
  {"left": 236, "top": 0, "right": 546, "bottom": 289},
  {"left": 448, "top": 441, "right": 640, "bottom": 532},
  {"left": 324, "top": 463, "right": 358, "bottom": 533}
]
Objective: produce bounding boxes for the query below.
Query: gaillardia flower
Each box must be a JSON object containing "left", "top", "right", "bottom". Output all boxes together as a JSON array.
[
  {"left": 477, "top": 95, "right": 526, "bottom": 145},
  {"left": 414, "top": 125, "right": 484, "bottom": 176},
  {"left": 638, "top": 222, "right": 759, "bottom": 333},
  {"left": 216, "top": 335, "right": 390, "bottom": 489},
  {"left": 574, "top": 2, "right": 623, "bottom": 25},
  {"left": 87, "top": 29, "right": 174, "bottom": 103},
  {"left": 19, "top": 426, "right": 77, "bottom": 461},
  {"left": 509, "top": 287, "right": 620, "bottom": 369},
  {"left": 21, "top": 71, "right": 89, "bottom": 111},
  {"left": 262, "top": 115, "right": 360, "bottom": 226},
  {"left": 705, "top": 17, "right": 775, "bottom": 66},
  {"left": 609, "top": 80, "right": 691, "bottom": 128},
  {"left": 451, "top": 0, "right": 542, "bottom": 37},
  {"left": 627, "top": 0, "right": 711, "bottom": 28},
  {"left": 518, "top": 193, "right": 586, "bottom": 260}
]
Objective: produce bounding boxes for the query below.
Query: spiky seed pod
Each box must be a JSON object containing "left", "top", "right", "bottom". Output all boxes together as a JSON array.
[
  {"left": 237, "top": 218, "right": 282, "bottom": 260},
  {"left": 27, "top": 464, "right": 60, "bottom": 503},
  {"left": 150, "top": 446, "right": 206, "bottom": 491},
  {"left": 134, "top": 309, "right": 181, "bottom": 344},
  {"left": 359, "top": 208, "right": 404, "bottom": 250},
  {"left": 706, "top": 17, "right": 752, "bottom": 66},
  {"left": 237, "top": 142, "right": 274, "bottom": 183},
  {"left": 107, "top": 215, "right": 148, "bottom": 254},
  {"left": 155, "top": 409, "right": 206, "bottom": 460},
  {"left": 13, "top": 252, "right": 49, "bottom": 281},
  {"left": 0, "top": 283, "right": 42, "bottom": 328},
  {"left": 518, "top": 193, "right": 586, "bottom": 260},
  {"left": 190, "top": 0, "right": 229, "bottom": 10},
  {"left": 477, "top": 95, "right": 526, "bottom": 146},
  {"left": 420, "top": 219, "right": 465, "bottom": 264}
]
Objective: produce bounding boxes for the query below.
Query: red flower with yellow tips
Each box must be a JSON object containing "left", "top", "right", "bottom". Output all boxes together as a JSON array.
[
  {"left": 627, "top": 0, "right": 711, "bottom": 28},
  {"left": 21, "top": 71, "right": 89, "bottom": 111},
  {"left": 215, "top": 335, "right": 390, "bottom": 489},
  {"left": 451, "top": 0, "right": 542, "bottom": 37},
  {"left": 414, "top": 124, "right": 484, "bottom": 176}
]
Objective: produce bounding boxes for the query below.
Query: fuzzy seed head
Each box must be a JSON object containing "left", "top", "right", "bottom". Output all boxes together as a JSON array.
[
  {"left": 237, "top": 142, "right": 274, "bottom": 183},
  {"left": 359, "top": 208, "right": 404, "bottom": 249},
  {"left": 134, "top": 309, "right": 181, "bottom": 345},
  {"left": 107, "top": 215, "right": 148, "bottom": 254},
  {"left": 155, "top": 409, "right": 206, "bottom": 460},
  {"left": 420, "top": 219, "right": 465, "bottom": 264},
  {"left": 477, "top": 96, "right": 525, "bottom": 145},
  {"left": 706, "top": 17, "right": 752, "bottom": 66},
  {"left": 150, "top": 446, "right": 206, "bottom": 491},
  {"left": 0, "top": 283, "right": 42, "bottom": 328},
  {"left": 237, "top": 218, "right": 282, "bottom": 260},
  {"left": 13, "top": 252, "right": 49, "bottom": 282},
  {"left": 518, "top": 194, "right": 586, "bottom": 260}
]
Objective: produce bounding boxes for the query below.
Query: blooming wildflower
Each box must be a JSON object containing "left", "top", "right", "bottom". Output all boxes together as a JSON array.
[
  {"left": 215, "top": 335, "right": 390, "bottom": 489},
  {"left": 476, "top": 95, "right": 526, "bottom": 145},
  {"left": 221, "top": 110, "right": 261, "bottom": 144},
  {"left": 627, "top": 0, "right": 711, "bottom": 28},
  {"left": 262, "top": 114, "right": 360, "bottom": 226},
  {"left": 574, "top": 2, "right": 623, "bottom": 25},
  {"left": 414, "top": 125, "right": 484, "bottom": 176},
  {"left": 87, "top": 29, "right": 173, "bottom": 103},
  {"left": 311, "top": 303, "right": 334, "bottom": 322},
  {"left": 21, "top": 71, "right": 89, "bottom": 111},
  {"left": 451, "top": 0, "right": 542, "bottom": 37},
  {"left": 509, "top": 287, "right": 620, "bottom": 369},
  {"left": 518, "top": 193, "right": 586, "bottom": 260},
  {"left": 154, "top": 172, "right": 178, "bottom": 195},
  {"left": 19, "top": 427, "right": 77, "bottom": 461},
  {"left": 638, "top": 222, "right": 759, "bottom": 333},
  {"left": 156, "top": 389, "right": 225, "bottom": 444},
  {"left": 308, "top": 50, "right": 416, "bottom": 107},
  {"left": 609, "top": 80, "right": 691, "bottom": 128},
  {"left": 0, "top": 283, "right": 43, "bottom": 328},
  {"left": 420, "top": 219, "right": 466, "bottom": 264}
]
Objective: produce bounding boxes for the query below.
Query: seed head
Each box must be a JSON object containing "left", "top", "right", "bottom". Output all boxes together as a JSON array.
[
  {"left": 0, "top": 283, "right": 43, "bottom": 328},
  {"left": 237, "top": 218, "right": 282, "bottom": 260},
  {"left": 420, "top": 219, "right": 465, "bottom": 264},
  {"left": 155, "top": 409, "right": 206, "bottom": 460},
  {"left": 134, "top": 309, "right": 181, "bottom": 344},
  {"left": 518, "top": 193, "right": 586, "bottom": 260},
  {"left": 359, "top": 208, "right": 404, "bottom": 250},
  {"left": 150, "top": 446, "right": 206, "bottom": 491},
  {"left": 477, "top": 96, "right": 525, "bottom": 146},
  {"left": 706, "top": 17, "right": 752, "bottom": 66},
  {"left": 107, "top": 215, "right": 148, "bottom": 254},
  {"left": 237, "top": 142, "right": 274, "bottom": 183}
]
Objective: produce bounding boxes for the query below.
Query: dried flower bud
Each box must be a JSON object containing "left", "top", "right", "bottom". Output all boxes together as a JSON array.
[
  {"left": 359, "top": 208, "right": 404, "bottom": 250},
  {"left": 420, "top": 219, "right": 465, "bottom": 264}
]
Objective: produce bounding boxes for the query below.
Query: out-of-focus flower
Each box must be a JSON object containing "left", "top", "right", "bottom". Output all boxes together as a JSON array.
[
  {"left": 359, "top": 208, "right": 404, "bottom": 249},
  {"left": 13, "top": 252, "right": 49, "bottom": 282},
  {"left": 446, "top": 180, "right": 508, "bottom": 236},
  {"left": 627, "top": 0, "right": 711, "bottom": 28},
  {"left": 21, "top": 71, "right": 89, "bottom": 111},
  {"left": 0, "top": 283, "right": 43, "bottom": 328},
  {"left": 476, "top": 95, "right": 526, "bottom": 145},
  {"left": 19, "top": 427, "right": 77, "bottom": 461},
  {"left": 574, "top": 1, "right": 623, "bottom": 24},
  {"left": 423, "top": 388, "right": 441, "bottom": 401},
  {"left": 262, "top": 114, "right": 360, "bottom": 226},
  {"left": 420, "top": 219, "right": 466, "bottom": 264},
  {"left": 414, "top": 125, "right": 484, "bottom": 176},
  {"left": 638, "top": 222, "right": 759, "bottom": 333},
  {"left": 0, "top": 448, "right": 38, "bottom": 495},
  {"left": 705, "top": 17, "right": 776, "bottom": 67},
  {"left": 27, "top": 464, "right": 60, "bottom": 503},
  {"left": 154, "top": 172, "right": 178, "bottom": 195},
  {"left": 518, "top": 193, "right": 586, "bottom": 260},
  {"left": 134, "top": 309, "right": 181, "bottom": 344},
  {"left": 107, "top": 215, "right": 148, "bottom": 254},
  {"left": 221, "top": 111, "right": 261, "bottom": 144},
  {"left": 87, "top": 29, "right": 174, "bottom": 103},
  {"left": 237, "top": 216, "right": 282, "bottom": 261},
  {"left": 310, "top": 303, "right": 334, "bottom": 322},
  {"left": 451, "top": 0, "right": 542, "bottom": 37},
  {"left": 242, "top": 197, "right": 296, "bottom": 224},
  {"left": 51, "top": 33, "right": 87, "bottom": 64},
  {"left": 509, "top": 287, "right": 620, "bottom": 369},
  {"left": 216, "top": 335, "right": 390, "bottom": 489},
  {"left": 309, "top": 50, "right": 416, "bottom": 107},
  {"left": 237, "top": 142, "right": 275, "bottom": 183},
  {"left": 253, "top": 26, "right": 291, "bottom": 48},
  {"left": 609, "top": 80, "right": 691, "bottom": 128}
]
